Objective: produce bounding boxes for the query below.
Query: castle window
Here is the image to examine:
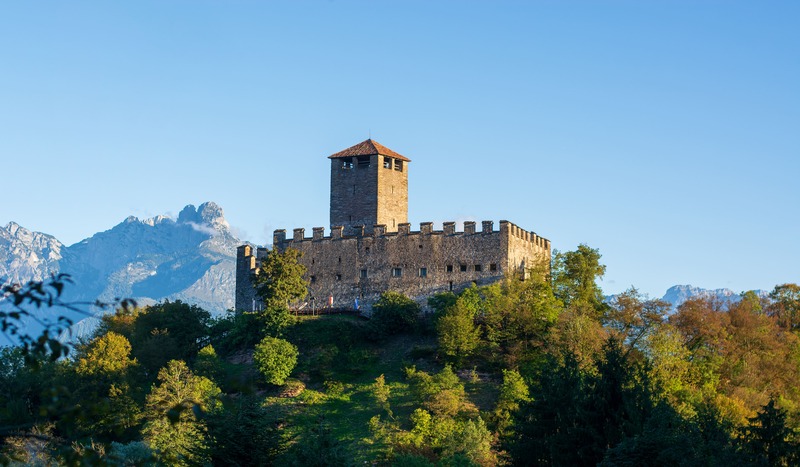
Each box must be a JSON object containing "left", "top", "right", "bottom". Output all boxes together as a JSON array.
[
  {"left": 446, "top": 264, "right": 453, "bottom": 273},
  {"left": 460, "top": 264, "right": 467, "bottom": 272},
  {"left": 418, "top": 267, "right": 427, "bottom": 278},
  {"left": 310, "top": 275, "right": 316, "bottom": 283},
  {"left": 392, "top": 267, "right": 402, "bottom": 277},
  {"left": 474, "top": 264, "right": 482, "bottom": 272},
  {"left": 357, "top": 156, "right": 370, "bottom": 168},
  {"left": 394, "top": 160, "right": 403, "bottom": 172},
  {"left": 419, "top": 245, "right": 423, "bottom": 249},
  {"left": 338, "top": 257, "right": 341, "bottom": 263},
  {"left": 365, "top": 246, "right": 370, "bottom": 253},
  {"left": 341, "top": 158, "right": 354, "bottom": 169},
  {"left": 383, "top": 157, "right": 392, "bottom": 169},
  {"left": 336, "top": 274, "right": 342, "bottom": 281},
  {"left": 360, "top": 269, "right": 368, "bottom": 279},
  {"left": 490, "top": 263, "right": 497, "bottom": 272},
  {"left": 449, "top": 281, "right": 454, "bottom": 291}
]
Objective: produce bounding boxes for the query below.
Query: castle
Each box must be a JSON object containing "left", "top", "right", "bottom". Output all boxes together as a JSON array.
[{"left": 235, "top": 139, "right": 551, "bottom": 312}]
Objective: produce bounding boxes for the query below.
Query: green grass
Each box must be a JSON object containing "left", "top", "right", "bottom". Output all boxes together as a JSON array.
[{"left": 253, "top": 314, "right": 499, "bottom": 463}]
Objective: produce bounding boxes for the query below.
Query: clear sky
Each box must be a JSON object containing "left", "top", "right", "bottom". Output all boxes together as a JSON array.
[{"left": 1, "top": 1, "right": 798, "bottom": 298}]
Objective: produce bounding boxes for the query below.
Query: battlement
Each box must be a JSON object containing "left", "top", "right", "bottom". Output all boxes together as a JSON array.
[{"left": 273, "top": 220, "right": 550, "bottom": 250}]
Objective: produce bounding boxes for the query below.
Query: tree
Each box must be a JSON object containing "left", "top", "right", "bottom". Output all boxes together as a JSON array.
[
  {"left": 551, "top": 244, "right": 608, "bottom": 316},
  {"left": 436, "top": 302, "right": 481, "bottom": 364},
  {"left": 371, "top": 291, "right": 420, "bottom": 337},
  {"left": 253, "top": 336, "right": 298, "bottom": 385},
  {"left": 768, "top": 283, "right": 800, "bottom": 331},
  {"left": 253, "top": 247, "right": 308, "bottom": 310},
  {"left": 742, "top": 399, "right": 799, "bottom": 466},
  {"left": 142, "top": 360, "right": 221, "bottom": 466}
]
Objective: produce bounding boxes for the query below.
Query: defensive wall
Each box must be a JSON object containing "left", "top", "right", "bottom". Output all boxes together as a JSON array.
[{"left": 235, "top": 220, "right": 550, "bottom": 313}]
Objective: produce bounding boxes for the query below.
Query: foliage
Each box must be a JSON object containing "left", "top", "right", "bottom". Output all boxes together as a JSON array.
[
  {"left": 551, "top": 244, "right": 608, "bottom": 316},
  {"left": 371, "top": 291, "right": 421, "bottom": 337},
  {"left": 206, "top": 395, "right": 283, "bottom": 466},
  {"left": 741, "top": 399, "right": 800, "bottom": 466},
  {"left": 141, "top": 360, "right": 221, "bottom": 465},
  {"left": 253, "top": 336, "right": 299, "bottom": 385},
  {"left": 253, "top": 248, "right": 308, "bottom": 336},
  {"left": 768, "top": 283, "right": 800, "bottom": 331}
]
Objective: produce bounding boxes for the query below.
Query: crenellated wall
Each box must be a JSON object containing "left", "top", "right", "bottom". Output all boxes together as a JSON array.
[{"left": 235, "top": 220, "right": 550, "bottom": 312}]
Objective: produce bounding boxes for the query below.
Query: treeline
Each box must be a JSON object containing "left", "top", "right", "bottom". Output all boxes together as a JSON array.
[{"left": 1, "top": 246, "right": 800, "bottom": 465}]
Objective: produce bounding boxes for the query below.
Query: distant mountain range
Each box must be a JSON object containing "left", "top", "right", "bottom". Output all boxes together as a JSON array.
[
  {"left": 1, "top": 202, "right": 242, "bottom": 339},
  {"left": 607, "top": 284, "right": 770, "bottom": 313}
]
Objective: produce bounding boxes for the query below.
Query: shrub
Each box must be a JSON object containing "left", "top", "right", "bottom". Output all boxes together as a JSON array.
[
  {"left": 253, "top": 336, "right": 299, "bottom": 385},
  {"left": 371, "top": 291, "right": 421, "bottom": 337}
]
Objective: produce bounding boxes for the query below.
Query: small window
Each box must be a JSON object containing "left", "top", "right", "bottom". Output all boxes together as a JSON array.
[
  {"left": 338, "top": 257, "right": 341, "bottom": 263},
  {"left": 446, "top": 265, "right": 453, "bottom": 273},
  {"left": 341, "top": 158, "right": 353, "bottom": 169},
  {"left": 418, "top": 244, "right": 423, "bottom": 249},
  {"left": 392, "top": 268, "right": 402, "bottom": 277},
  {"left": 460, "top": 264, "right": 467, "bottom": 272},
  {"left": 449, "top": 281, "right": 454, "bottom": 291},
  {"left": 490, "top": 263, "right": 497, "bottom": 272},
  {"left": 394, "top": 160, "right": 403, "bottom": 172},
  {"left": 336, "top": 274, "right": 342, "bottom": 281},
  {"left": 418, "top": 267, "right": 427, "bottom": 278},
  {"left": 311, "top": 258, "right": 315, "bottom": 265},
  {"left": 360, "top": 269, "right": 368, "bottom": 279},
  {"left": 365, "top": 246, "right": 370, "bottom": 253},
  {"left": 474, "top": 264, "right": 482, "bottom": 272},
  {"left": 310, "top": 275, "right": 316, "bottom": 283},
  {"left": 383, "top": 157, "right": 392, "bottom": 169}
]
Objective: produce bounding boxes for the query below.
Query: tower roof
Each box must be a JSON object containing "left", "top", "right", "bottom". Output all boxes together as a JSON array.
[{"left": 328, "top": 139, "right": 410, "bottom": 162}]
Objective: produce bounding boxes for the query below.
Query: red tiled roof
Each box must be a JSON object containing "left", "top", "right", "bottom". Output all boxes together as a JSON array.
[{"left": 328, "top": 139, "right": 410, "bottom": 162}]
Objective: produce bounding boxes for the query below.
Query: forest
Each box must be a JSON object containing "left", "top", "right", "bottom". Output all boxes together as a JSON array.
[{"left": 2, "top": 245, "right": 800, "bottom": 466}]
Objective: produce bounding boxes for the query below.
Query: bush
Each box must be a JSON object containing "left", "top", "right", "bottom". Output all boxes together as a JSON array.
[
  {"left": 371, "top": 291, "right": 421, "bottom": 337},
  {"left": 253, "top": 337, "right": 299, "bottom": 385}
]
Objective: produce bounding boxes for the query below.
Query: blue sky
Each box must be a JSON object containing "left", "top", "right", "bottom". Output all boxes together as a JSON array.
[{"left": 1, "top": 1, "right": 798, "bottom": 298}]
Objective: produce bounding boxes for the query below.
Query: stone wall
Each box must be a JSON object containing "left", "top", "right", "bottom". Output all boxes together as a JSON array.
[{"left": 235, "top": 221, "right": 550, "bottom": 313}]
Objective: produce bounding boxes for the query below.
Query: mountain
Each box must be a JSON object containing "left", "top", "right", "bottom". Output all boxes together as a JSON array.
[
  {"left": 1, "top": 202, "right": 242, "bottom": 340},
  {"left": 606, "top": 285, "right": 771, "bottom": 313},
  {"left": 0, "top": 222, "right": 63, "bottom": 284}
]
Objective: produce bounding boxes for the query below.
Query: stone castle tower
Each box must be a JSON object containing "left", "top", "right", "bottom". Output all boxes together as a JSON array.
[
  {"left": 235, "top": 139, "right": 551, "bottom": 312},
  {"left": 329, "top": 139, "right": 410, "bottom": 233}
]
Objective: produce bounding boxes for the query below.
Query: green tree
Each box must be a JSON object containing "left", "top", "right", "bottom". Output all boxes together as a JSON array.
[
  {"left": 742, "top": 399, "right": 799, "bottom": 466},
  {"left": 436, "top": 302, "right": 481, "bottom": 364},
  {"left": 551, "top": 244, "right": 608, "bottom": 316},
  {"left": 142, "top": 360, "right": 221, "bottom": 466},
  {"left": 371, "top": 291, "right": 420, "bottom": 337},
  {"left": 253, "top": 248, "right": 308, "bottom": 336},
  {"left": 253, "top": 336, "right": 299, "bottom": 385}
]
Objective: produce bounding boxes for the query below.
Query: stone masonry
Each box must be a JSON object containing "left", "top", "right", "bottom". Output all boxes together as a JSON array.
[{"left": 235, "top": 139, "right": 551, "bottom": 312}]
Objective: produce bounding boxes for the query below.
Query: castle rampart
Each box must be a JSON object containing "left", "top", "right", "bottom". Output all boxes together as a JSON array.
[{"left": 235, "top": 220, "right": 550, "bottom": 312}]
